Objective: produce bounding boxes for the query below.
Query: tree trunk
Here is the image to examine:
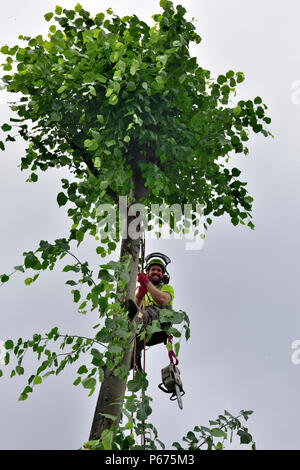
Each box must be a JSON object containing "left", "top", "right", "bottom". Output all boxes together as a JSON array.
[{"left": 88, "top": 164, "right": 147, "bottom": 441}]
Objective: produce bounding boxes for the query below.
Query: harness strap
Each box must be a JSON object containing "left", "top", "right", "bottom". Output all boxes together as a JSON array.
[{"left": 167, "top": 335, "right": 179, "bottom": 365}]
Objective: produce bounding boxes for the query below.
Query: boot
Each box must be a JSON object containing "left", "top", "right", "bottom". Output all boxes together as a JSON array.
[
  {"left": 127, "top": 298, "right": 138, "bottom": 320},
  {"left": 130, "top": 340, "right": 143, "bottom": 371}
]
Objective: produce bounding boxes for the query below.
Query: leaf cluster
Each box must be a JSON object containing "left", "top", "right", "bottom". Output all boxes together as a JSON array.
[
  {"left": 173, "top": 409, "right": 255, "bottom": 450},
  {"left": 0, "top": 0, "right": 272, "bottom": 230}
]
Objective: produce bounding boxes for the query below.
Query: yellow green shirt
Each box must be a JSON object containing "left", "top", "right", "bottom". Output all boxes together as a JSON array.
[{"left": 137, "top": 283, "right": 175, "bottom": 307}]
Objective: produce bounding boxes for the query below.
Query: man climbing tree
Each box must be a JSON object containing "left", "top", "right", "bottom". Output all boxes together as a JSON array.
[
  {"left": 128, "top": 252, "right": 175, "bottom": 371},
  {"left": 0, "top": 0, "right": 270, "bottom": 449},
  {"left": 135, "top": 256, "right": 174, "bottom": 309}
]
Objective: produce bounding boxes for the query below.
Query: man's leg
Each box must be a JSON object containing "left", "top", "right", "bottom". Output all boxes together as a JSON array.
[
  {"left": 127, "top": 298, "right": 138, "bottom": 320},
  {"left": 129, "top": 304, "right": 161, "bottom": 370}
]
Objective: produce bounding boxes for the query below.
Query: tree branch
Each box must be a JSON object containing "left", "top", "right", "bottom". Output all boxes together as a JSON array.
[{"left": 68, "top": 140, "right": 119, "bottom": 205}]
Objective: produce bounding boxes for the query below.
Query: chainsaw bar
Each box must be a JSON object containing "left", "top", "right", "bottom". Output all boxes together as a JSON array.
[{"left": 175, "top": 384, "right": 183, "bottom": 410}]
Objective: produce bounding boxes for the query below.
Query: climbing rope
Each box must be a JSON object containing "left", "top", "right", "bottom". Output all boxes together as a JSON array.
[
  {"left": 131, "top": 231, "right": 146, "bottom": 446},
  {"left": 167, "top": 335, "right": 179, "bottom": 366},
  {"left": 140, "top": 231, "right": 146, "bottom": 446}
]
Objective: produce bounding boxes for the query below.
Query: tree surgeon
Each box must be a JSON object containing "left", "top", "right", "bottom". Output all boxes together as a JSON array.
[{"left": 127, "top": 253, "right": 175, "bottom": 370}]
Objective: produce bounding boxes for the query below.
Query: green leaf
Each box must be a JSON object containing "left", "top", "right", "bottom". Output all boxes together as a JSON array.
[
  {"left": 77, "top": 365, "right": 88, "bottom": 374},
  {"left": 231, "top": 167, "right": 241, "bottom": 177},
  {"left": 221, "top": 84, "right": 230, "bottom": 94},
  {"left": 1, "top": 274, "right": 9, "bottom": 283},
  {"left": 58, "top": 85, "right": 67, "bottom": 94},
  {"left": 233, "top": 105, "right": 241, "bottom": 115},
  {"left": 98, "top": 269, "right": 113, "bottom": 282},
  {"left": 82, "top": 377, "right": 96, "bottom": 389},
  {"left": 24, "top": 253, "right": 39, "bottom": 269},
  {"left": 105, "top": 139, "right": 116, "bottom": 148},
  {"left": 127, "top": 371, "right": 148, "bottom": 392},
  {"left": 57, "top": 192, "right": 68, "bottom": 207},
  {"left": 65, "top": 280, "right": 77, "bottom": 286},
  {"left": 238, "top": 430, "right": 253, "bottom": 444},
  {"left": 130, "top": 61, "right": 138, "bottom": 76},
  {"left": 210, "top": 428, "right": 227, "bottom": 438},
  {"left": 55, "top": 5, "right": 62, "bottom": 15},
  {"left": 187, "top": 431, "right": 197, "bottom": 441},
  {"left": 119, "top": 270, "right": 130, "bottom": 283},
  {"left": 72, "top": 290, "right": 81, "bottom": 303},
  {"left": 4, "top": 340, "right": 13, "bottom": 350},
  {"left": 1, "top": 123, "right": 12, "bottom": 132},
  {"left": 0, "top": 45, "right": 9, "bottom": 54},
  {"left": 127, "top": 81, "right": 136, "bottom": 92},
  {"left": 96, "top": 74, "right": 107, "bottom": 83},
  {"left": 101, "top": 429, "right": 113, "bottom": 450},
  {"left": 217, "top": 75, "right": 227, "bottom": 85},
  {"left": 240, "top": 410, "right": 253, "bottom": 421},
  {"left": 18, "top": 393, "right": 28, "bottom": 401},
  {"left": 33, "top": 375, "right": 42, "bottom": 385},
  {"left": 89, "top": 86, "right": 97, "bottom": 96},
  {"left": 231, "top": 136, "right": 240, "bottom": 146},
  {"left": 226, "top": 70, "right": 235, "bottom": 78},
  {"left": 75, "top": 3, "right": 82, "bottom": 13},
  {"left": 215, "top": 442, "right": 223, "bottom": 450},
  {"left": 30, "top": 173, "right": 38, "bottom": 182},
  {"left": 172, "top": 441, "right": 183, "bottom": 450},
  {"left": 236, "top": 71, "right": 245, "bottom": 83},
  {"left": 44, "top": 12, "right": 54, "bottom": 22},
  {"left": 90, "top": 348, "right": 102, "bottom": 359},
  {"left": 4, "top": 352, "right": 9, "bottom": 365},
  {"left": 73, "top": 376, "right": 81, "bottom": 386},
  {"left": 174, "top": 342, "right": 180, "bottom": 357},
  {"left": 84, "top": 139, "right": 98, "bottom": 151},
  {"left": 99, "top": 413, "right": 117, "bottom": 421},
  {"left": 109, "top": 94, "right": 118, "bottom": 105},
  {"left": 51, "top": 112, "right": 61, "bottom": 122}
]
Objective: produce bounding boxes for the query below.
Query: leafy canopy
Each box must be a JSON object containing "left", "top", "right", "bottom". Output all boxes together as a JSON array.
[{"left": 1, "top": 0, "right": 271, "bottom": 237}]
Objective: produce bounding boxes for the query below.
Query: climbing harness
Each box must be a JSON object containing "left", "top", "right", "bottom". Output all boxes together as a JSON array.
[{"left": 158, "top": 335, "right": 185, "bottom": 410}]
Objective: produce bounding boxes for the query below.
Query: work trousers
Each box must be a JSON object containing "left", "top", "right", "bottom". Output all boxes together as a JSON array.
[{"left": 132, "top": 304, "right": 170, "bottom": 370}]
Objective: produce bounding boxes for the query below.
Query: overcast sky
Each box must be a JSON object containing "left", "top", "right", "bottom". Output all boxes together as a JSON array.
[{"left": 0, "top": 0, "right": 300, "bottom": 450}]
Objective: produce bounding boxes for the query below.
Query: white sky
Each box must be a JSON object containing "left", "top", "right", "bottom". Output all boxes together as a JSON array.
[{"left": 0, "top": 0, "right": 300, "bottom": 450}]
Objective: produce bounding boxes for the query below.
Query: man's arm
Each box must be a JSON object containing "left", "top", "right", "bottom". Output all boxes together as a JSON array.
[{"left": 135, "top": 281, "right": 171, "bottom": 306}]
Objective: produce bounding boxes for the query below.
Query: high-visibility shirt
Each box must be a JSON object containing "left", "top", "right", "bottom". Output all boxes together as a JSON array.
[{"left": 138, "top": 283, "right": 175, "bottom": 308}]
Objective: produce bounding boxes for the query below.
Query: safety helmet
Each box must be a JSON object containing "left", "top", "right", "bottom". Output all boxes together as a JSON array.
[
  {"left": 144, "top": 252, "right": 171, "bottom": 283},
  {"left": 145, "top": 258, "right": 166, "bottom": 273}
]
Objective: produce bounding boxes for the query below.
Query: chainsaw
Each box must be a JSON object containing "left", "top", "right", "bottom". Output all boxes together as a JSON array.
[{"left": 158, "top": 363, "right": 185, "bottom": 409}]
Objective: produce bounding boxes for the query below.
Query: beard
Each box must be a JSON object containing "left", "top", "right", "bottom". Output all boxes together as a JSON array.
[{"left": 149, "top": 274, "right": 162, "bottom": 285}]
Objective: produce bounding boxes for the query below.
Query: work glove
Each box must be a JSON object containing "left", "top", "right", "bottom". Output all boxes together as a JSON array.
[
  {"left": 136, "top": 284, "right": 147, "bottom": 300},
  {"left": 137, "top": 272, "right": 150, "bottom": 286}
]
